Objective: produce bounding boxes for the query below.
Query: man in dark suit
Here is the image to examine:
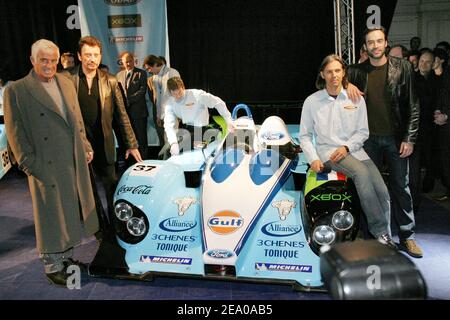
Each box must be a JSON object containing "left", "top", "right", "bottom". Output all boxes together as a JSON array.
[
  {"left": 117, "top": 52, "right": 149, "bottom": 160},
  {"left": 63, "top": 36, "right": 142, "bottom": 230},
  {"left": 434, "top": 66, "right": 450, "bottom": 201}
]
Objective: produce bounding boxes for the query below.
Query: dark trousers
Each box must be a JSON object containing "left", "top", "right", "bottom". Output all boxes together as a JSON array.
[
  {"left": 91, "top": 158, "right": 117, "bottom": 230},
  {"left": 364, "top": 135, "right": 416, "bottom": 240},
  {"left": 408, "top": 138, "right": 422, "bottom": 212},
  {"left": 438, "top": 124, "right": 450, "bottom": 195},
  {"left": 130, "top": 116, "right": 148, "bottom": 160},
  {"left": 152, "top": 105, "right": 165, "bottom": 147}
]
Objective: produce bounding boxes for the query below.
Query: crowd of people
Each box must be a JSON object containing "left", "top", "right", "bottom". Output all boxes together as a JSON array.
[
  {"left": 2, "top": 28, "right": 450, "bottom": 286},
  {"left": 383, "top": 38, "right": 450, "bottom": 208}
]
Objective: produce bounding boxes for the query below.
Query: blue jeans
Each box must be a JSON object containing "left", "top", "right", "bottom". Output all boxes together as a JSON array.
[
  {"left": 364, "top": 135, "right": 416, "bottom": 240},
  {"left": 327, "top": 156, "right": 391, "bottom": 238}
]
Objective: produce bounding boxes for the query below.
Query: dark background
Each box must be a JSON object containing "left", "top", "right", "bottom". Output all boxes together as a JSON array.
[{"left": 0, "top": 0, "right": 397, "bottom": 104}]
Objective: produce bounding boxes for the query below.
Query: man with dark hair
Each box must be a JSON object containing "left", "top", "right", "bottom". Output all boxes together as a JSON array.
[
  {"left": 411, "top": 50, "right": 439, "bottom": 205},
  {"left": 347, "top": 26, "right": 423, "bottom": 258},
  {"left": 117, "top": 52, "right": 149, "bottom": 160},
  {"left": 435, "top": 41, "right": 450, "bottom": 56},
  {"left": 143, "top": 54, "right": 180, "bottom": 146},
  {"left": 300, "top": 54, "right": 394, "bottom": 248},
  {"left": 410, "top": 36, "right": 421, "bottom": 52},
  {"left": 164, "top": 76, "right": 234, "bottom": 156},
  {"left": 63, "top": 36, "right": 142, "bottom": 231}
]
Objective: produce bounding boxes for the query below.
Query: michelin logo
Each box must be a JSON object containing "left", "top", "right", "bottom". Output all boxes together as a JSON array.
[
  {"left": 255, "top": 263, "right": 312, "bottom": 273},
  {"left": 140, "top": 255, "right": 192, "bottom": 265}
]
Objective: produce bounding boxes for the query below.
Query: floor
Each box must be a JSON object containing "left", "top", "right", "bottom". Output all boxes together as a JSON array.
[{"left": 0, "top": 168, "right": 449, "bottom": 300}]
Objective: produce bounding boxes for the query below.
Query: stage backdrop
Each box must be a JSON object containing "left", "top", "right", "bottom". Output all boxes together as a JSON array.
[
  {"left": 78, "top": 0, "right": 169, "bottom": 74},
  {"left": 78, "top": 0, "right": 170, "bottom": 145},
  {"left": 166, "top": 0, "right": 397, "bottom": 105}
]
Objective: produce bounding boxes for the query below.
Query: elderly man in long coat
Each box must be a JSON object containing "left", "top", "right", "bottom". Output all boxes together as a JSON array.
[{"left": 3, "top": 39, "right": 98, "bottom": 286}]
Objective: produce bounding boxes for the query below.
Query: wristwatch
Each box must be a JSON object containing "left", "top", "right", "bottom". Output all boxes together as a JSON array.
[{"left": 343, "top": 145, "right": 350, "bottom": 153}]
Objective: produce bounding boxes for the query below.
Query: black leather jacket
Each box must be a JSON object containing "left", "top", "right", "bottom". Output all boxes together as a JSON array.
[{"left": 347, "top": 56, "right": 420, "bottom": 144}]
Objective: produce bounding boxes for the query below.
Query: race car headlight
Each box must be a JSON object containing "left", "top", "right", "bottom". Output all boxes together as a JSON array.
[
  {"left": 113, "top": 200, "right": 149, "bottom": 244},
  {"left": 332, "top": 210, "right": 354, "bottom": 231},
  {"left": 313, "top": 225, "right": 336, "bottom": 245},
  {"left": 127, "top": 217, "right": 147, "bottom": 236},
  {"left": 114, "top": 202, "right": 133, "bottom": 221}
]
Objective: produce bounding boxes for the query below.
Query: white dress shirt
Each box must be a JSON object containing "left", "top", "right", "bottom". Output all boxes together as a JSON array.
[
  {"left": 299, "top": 88, "right": 370, "bottom": 164},
  {"left": 152, "top": 65, "right": 180, "bottom": 120},
  {"left": 164, "top": 89, "right": 233, "bottom": 145}
]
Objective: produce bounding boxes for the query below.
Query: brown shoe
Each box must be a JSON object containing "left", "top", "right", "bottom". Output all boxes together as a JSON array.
[{"left": 399, "top": 239, "right": 423, "bottom": 258}]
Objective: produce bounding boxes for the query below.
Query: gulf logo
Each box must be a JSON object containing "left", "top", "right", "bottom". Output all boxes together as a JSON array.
[{"left": 207, "top": 211, "right": 244, "bottom": 235}]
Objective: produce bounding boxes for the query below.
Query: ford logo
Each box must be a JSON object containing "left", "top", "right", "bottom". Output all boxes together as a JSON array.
[
  {"left": 261, "top": 131, "right": 284, "bottom": 140},
  {"left": 159, "top": 217, "right": 197, "bottom": 232},
  {"left": 206, "top": 249, "right": 234, "bottom": 259},
  {"left": 261, "top": 221, "right": 301, "bottom": 237},
  {"left": 104, "top": 0, "right": 140, "bottom": 6}
]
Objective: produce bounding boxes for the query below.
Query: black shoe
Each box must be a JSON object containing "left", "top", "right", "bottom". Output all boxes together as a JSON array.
[
  {"left": 63, "top": 258, "right": 87, "bottom": 272},
  {"left": 95, "top": 230, "right": 104, "bottom": 242},
  {"left": 46, "top": 270, "right": 69, "bottom": 286},
  {"left": 377, "top": 234, "right": 397, "bottom": 249}
]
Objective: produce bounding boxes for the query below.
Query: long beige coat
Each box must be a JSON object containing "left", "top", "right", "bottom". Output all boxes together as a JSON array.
[{"left": 3, "top": 71, "right": 99, "bottom": 253}]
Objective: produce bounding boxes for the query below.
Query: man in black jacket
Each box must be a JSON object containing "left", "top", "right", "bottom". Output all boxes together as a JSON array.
[
  {"left": 63, "top": 36, "right": 142, "bottom": 232},
  {"left": 347, "top": 26, "right": 423, "bottom": 258}
]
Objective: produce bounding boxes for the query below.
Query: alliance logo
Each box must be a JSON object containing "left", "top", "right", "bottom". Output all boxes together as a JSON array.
[
  {"left": 159, "top": 217, "right": 197, "bottom": 232},
  {"left": 108, "top": 14, "right": 142, "bottom": 28},
  {"left": 261, "top": 221, "right": 302, "bottom": 237},
  {"left": 104, "top": 0, "right": 141, "bottom": 6},
  {"left": 206, "top": 249, "right": 234, "bottom": 259},
  {"left": 207, "top": 211, "right": 244, "bottom": 235}
]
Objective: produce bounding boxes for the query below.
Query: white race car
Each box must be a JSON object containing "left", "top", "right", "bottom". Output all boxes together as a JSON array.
[{"left": 89, "top": 104, "right": 361, "bottom": 291}]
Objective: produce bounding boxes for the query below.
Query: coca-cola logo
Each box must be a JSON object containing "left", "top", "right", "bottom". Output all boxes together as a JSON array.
[{"left": 117, "top": 185, "right": 152, "bottom": 195}]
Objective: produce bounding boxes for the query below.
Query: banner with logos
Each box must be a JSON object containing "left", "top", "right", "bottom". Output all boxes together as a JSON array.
[
  {"left": 78, "top": 0, "right": 169, "bottom": 74},
  {"left": 78, "top": 0, "right": 169, "bottom": 146}
]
